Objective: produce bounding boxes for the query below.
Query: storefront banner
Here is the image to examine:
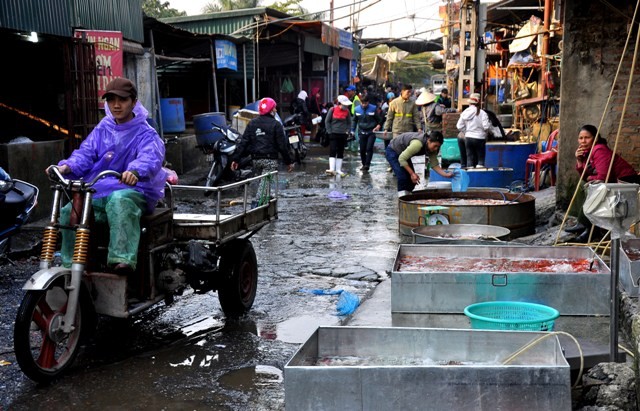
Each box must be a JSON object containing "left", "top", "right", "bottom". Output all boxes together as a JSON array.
[
  {"left": 338, "top": 29, "right": 353, "bottom": 50},
  {"left": 215, "top": 40, "right": 238, "bottom": 71},
  {"left": 74, "top": 30, "right": 123, "bottom": 107}
]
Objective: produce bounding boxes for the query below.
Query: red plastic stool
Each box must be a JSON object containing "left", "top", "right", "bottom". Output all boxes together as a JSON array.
[{"left": 524, "top": 130, "right": 558, "bottom": 191}]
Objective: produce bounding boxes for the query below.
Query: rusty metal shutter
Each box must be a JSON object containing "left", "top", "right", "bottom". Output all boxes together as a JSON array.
[{"left": 63, "top": 39, "right": 99, "bottom": 154}]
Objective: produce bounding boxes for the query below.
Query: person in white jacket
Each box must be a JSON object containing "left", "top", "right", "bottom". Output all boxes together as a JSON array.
[{"left": 456, "top": 93, "right": 491, "bottom": 168}]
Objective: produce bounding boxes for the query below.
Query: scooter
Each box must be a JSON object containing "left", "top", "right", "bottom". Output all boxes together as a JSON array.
[
  {"left": 201, "top": 125, "right": 252, "bottom": 188},
  {"left": 13, "top": 166, "right": 277, "bottom": 382},
  {"left": 0, "top": 173, "right": 38, "bottom": 264},
  {"left": 283, "top": 113, "right": 307, "bottom": 164}
]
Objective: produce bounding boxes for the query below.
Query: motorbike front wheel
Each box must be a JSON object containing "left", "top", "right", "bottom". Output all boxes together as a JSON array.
[
  {"left": 205, "top": 160, "right": 225, "bottom": 188},
  {"left": 14, "top": 279, "right": 89, "bottom": 382},
  {"left": 218, "top": 239, "right": 258, "bottom": 317}
]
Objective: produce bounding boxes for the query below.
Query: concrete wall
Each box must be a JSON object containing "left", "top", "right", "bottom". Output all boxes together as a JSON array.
[
  {"left": 557, "top": 0, "right": 640, "bottom": 210},
  {"left": 164, "top": 134, "right": 207, "bottom": 176},
  {"left": 0, "top": 140, "right": 65, "bottom": 221}
]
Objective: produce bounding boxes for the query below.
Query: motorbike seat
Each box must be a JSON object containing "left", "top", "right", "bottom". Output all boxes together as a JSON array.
[{"left": 283, "top": 114, "right": 300, "bottom": 125}]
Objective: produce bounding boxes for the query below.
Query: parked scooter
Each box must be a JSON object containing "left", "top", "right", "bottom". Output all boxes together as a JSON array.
[
  {"left": 201, "top": 125, "right": 252, "bottom": 187},
  {"left": 283, "top": 113, "right": 308, "bottom": 164},
  {"left": 14, "top": 166, "right": 276, "bottom": 382},
  {"left": 0, "top": 170, "right": 38, "bottom": 264}
]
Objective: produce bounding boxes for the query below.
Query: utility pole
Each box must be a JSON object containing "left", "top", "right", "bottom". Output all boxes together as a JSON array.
[
  {"left": 457, "top": 0, "right": 477, "bottom": 111},
  {"left": 330, "top": 0, "right": 334, "bottom": 26},
  {"left": 539, "top": 0, "right": 553, "bottom": 98}
]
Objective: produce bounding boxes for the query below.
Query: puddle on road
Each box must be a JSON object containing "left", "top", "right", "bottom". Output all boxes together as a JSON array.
[
  {"left": 180, "top": 315, "right": 225, "bottom": 337},
  {"left": 218, "top": 364, "right": 283, "bottom": 391},
  {"left": 258, "top": 314, "right": 340, "bottom": 344}
]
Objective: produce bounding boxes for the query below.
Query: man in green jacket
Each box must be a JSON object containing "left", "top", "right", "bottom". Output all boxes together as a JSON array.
[{"left": 383, "top": 84, "right": 422, "bottom": 139}]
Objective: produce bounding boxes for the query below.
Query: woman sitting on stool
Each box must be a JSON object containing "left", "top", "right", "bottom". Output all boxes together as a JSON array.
[{"left": 566, "top": 124, "right": 640, "bottom": 242}]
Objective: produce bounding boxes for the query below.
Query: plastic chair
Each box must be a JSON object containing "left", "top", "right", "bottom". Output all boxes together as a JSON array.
[{"left": 525, "top": 129, "right": 558, "bottom": 191}]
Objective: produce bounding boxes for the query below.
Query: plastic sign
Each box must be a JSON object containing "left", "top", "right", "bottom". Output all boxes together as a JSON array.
[{"left": 215, "top": 40, "right": 237, "bottom": 71}]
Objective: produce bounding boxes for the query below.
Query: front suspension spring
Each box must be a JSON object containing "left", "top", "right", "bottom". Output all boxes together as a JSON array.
[
  {"left": 72, "top": 227, "right": 90, "bottom": 264},
  {"left": 40, "top": 226, "right": 59, "bottom": 262}
]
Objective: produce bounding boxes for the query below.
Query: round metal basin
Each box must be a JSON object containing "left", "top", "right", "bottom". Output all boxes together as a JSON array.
[
  {"left": 398, "top": 191, "right": 535, "bottom": 239},
  {"left": 412, "top": 224, "right": 511, "bottom": 245}
]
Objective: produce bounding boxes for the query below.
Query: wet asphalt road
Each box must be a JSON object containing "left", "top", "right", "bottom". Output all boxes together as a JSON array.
[{"left": 0, "top": 141, "right": 403, "bottom": 410}]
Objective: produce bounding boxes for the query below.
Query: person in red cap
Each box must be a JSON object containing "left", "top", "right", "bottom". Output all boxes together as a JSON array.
[
  {"left": 51, "top": 77, "right": 166, "bottom": 274},
  {"left": 232, "top": 97, "right": 294, "bottom": 205},
  {"left": 307, "top": 87, "right": 323, "bottom": 141}
]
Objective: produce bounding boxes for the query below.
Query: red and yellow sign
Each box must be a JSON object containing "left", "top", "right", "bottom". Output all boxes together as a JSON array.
[{"left": 74, "top": 30, "right": 123, "bottom": 107}]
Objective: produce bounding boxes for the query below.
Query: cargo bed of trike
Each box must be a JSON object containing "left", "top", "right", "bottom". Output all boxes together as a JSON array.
[{"left": 168, "top": 171, "right": 278, "bottom": 244}]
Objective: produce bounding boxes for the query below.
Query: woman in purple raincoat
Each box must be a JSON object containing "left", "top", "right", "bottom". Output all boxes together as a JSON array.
[{"left": 54, "top": 78, "right": 166, "bottom": 273}]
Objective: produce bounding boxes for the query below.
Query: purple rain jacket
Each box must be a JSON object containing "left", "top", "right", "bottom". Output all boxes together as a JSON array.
[{"left": 59, "top": 101, "right": 166, "bottom": 213}]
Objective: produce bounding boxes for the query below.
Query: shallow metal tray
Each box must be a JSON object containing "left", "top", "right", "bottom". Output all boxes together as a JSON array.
[
  {"left": 391, "top": 244, "right": 610, "bottom": 315},
  {"left": 620, "top": 238, "right": 640, "bottom": 297},
  {"left": 285, "top": 326, "right": 570, "bottom": 411}
]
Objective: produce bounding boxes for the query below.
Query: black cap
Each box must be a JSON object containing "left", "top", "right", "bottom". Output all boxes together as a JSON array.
[{"left": 103, "top": 78, "right": 137, "bottom": 100}]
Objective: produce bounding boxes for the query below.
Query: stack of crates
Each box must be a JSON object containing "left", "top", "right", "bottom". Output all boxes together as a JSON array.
[{"left": 442, "top": 112, "right": 461, "bottom": 138}]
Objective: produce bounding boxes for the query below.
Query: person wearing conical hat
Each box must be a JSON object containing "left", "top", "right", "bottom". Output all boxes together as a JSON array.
[{"left": 417, "top": 89, "right": 457, "bottom": 134}]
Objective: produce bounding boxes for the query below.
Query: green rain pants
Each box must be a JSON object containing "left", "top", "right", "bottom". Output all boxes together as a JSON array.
[{"left": 60, "top": 189, "right": 147, "bottom": 269}]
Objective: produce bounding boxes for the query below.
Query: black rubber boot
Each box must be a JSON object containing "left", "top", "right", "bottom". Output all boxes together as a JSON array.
[
  {"left": 573, "top": 229, "right": 591, "bottom": 243},
  {"left": 565, "top": 223, "right": 588, "bottom": 234}
]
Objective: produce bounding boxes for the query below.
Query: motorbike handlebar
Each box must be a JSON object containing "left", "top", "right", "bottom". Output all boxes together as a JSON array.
[{"left": 47, "top": 166, "right": 122, "bottom": 188}]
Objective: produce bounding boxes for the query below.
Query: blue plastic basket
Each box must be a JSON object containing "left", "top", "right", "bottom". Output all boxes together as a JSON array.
[{"left": 464, "top": 301, "right": 560, "bottom": 331}]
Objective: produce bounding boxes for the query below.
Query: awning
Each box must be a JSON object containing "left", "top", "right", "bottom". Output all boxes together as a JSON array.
[
  {"left": 485, "top": 0, "right": 546, "bottom": 31},
  {"left": 361, "top": 38, "right": 443, "bottom": 54}
]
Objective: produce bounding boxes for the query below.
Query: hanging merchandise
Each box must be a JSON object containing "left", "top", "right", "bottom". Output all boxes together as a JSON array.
[{"left": 280, "top": 78, "right": 294, "bottom": 93}]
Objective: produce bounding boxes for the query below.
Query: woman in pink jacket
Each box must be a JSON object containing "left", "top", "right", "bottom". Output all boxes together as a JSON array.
[
  {"left": 567, "top": 124, "right": 639, "bottom": 242},
  {"left": 575, "top": 124, "right": 639, "bottom": 184}
]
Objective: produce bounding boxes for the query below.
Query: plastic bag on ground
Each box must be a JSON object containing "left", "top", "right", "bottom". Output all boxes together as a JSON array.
[
  {"left": 328, "top": 191, "right": 350, "bottom": 200},
  {"left": 336, "top": 291, "right": 360, "bottom": 316},
  {"left": 299, "top": 288, "right": 343, "bottom": 296}
]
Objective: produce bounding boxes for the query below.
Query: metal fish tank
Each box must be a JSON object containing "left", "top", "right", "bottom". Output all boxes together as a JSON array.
[
  {"left": 620, "top": 238, "right": 640, "bottom": 297},
  {"left": 285, "top": 326, "right": 571, "bottom": 411},
  {"left": 391, "top": 244, "right": 610, "bottom": 315}
]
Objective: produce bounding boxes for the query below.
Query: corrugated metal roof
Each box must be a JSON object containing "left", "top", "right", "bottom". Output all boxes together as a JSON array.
[
  {"left": 162, "top": 7, "right": 289, "bottom": 25},
  {"left": 0, "top": 0, "right": 144, "bottom": 42},
  {"left": 73, "top": 0, "right": 144, "bottom": 42},
  {"left": 0, "top": 0, "right": 71, "bottom": 37},
  {"left": 304, "top": 36, "right": 332, "bottom": 56},
  {"left": 162, "top": 14, "right": 259, "bottom": 38}
]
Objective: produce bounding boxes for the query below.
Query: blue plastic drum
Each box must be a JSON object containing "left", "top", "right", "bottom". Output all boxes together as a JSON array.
[
  {"left": 160, "top": 98, "right": 185, "bottom": 133},
  {"left": 193, "top": 112, "right": 227, "bottom": 146},
  {"left": 485, "top": 142, "right": 536, "bottom": 181}
]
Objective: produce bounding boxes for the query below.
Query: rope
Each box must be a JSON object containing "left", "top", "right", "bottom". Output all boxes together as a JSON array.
[
  {"left": 257, "top": 173, "right": 274, "bottom": 206},
  {"left": 554, "top": 1, "right": 640, "bottom": 246}
]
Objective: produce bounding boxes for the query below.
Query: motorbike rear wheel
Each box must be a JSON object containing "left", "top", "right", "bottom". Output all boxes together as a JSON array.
[
  {"left": 218, "top": 239, "right": 258, "bottom": 317},
  {"left": 13, "top": 278, "right": 91, "bottom": 382}
]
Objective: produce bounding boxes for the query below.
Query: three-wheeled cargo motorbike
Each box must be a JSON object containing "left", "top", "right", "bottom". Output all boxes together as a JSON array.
[{"left": 13, "top": 166, "right": 278, "bottom": 382}]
